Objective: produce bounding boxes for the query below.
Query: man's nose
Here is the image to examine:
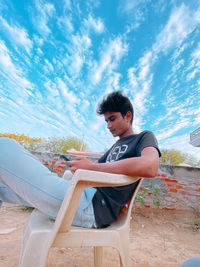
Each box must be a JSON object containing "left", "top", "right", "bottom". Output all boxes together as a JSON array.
[{"left": 107, "top": 121, "right": 112, "bottom": 129}]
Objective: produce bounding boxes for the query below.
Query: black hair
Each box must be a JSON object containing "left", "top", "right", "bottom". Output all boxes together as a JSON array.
[{"left": 97, "top": 91, "right": 134, "bottom": 124}]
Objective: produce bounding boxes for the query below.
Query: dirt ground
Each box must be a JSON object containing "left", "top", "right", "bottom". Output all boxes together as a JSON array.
[{"left": 0, "top": 203, "right": 199, "bottom": 267}]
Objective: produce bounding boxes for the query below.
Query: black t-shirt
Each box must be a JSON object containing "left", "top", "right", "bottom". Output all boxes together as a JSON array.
[{"left": 92, "top": 131, "right": 161, "bottom": 228}]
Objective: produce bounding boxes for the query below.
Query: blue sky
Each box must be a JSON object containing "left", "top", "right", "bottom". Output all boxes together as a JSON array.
[{"left": 0, "top": 0, "right": 200, "bottom": 159}]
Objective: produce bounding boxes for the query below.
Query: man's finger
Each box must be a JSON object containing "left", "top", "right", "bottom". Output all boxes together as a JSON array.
[
  {"left": 65, "top": 161, "right": 72, "bottom": 166},
  {"left": 73, "top": 156, "right": 85, "bottom": 161}
]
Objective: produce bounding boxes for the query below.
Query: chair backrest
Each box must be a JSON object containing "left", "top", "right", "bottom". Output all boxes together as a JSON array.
[
  {"left": 115, "top": 178, "right": 143, "bottom": 228},
  {"left": 126, "top": 178, "right": 144, "bottom": 220}
]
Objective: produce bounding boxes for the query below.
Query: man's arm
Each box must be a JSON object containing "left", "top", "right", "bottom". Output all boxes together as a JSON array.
[{"left": 68, "top": 147, "right": 159, "bottom": 178}]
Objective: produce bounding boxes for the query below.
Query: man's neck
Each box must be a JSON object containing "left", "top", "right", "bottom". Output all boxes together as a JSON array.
[{"left": 119, "top": 128, "right": 134, "bottom": 139}]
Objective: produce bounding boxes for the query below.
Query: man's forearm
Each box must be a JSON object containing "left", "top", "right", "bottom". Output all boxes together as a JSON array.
[
  {"left": 69, "top": 147, "right": 159, "bottom": 177},
  {"left": 89, "top": 157, "right": 158, "bottom": 178}
]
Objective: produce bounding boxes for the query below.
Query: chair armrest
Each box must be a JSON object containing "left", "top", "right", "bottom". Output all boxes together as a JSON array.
[{"left": 72, "top": 169, "right": 141, "bottom": 187}]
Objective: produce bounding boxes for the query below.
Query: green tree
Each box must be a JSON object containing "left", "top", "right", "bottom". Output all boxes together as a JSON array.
[
  {"left": 160, "top": 149, "right": 200, "bottom": 166},
  {"left": 45, "top": 136, "right": 87, "bottom": 153},
  {"left": 160, "top": 149, "right": 186, "bottom": 165}
]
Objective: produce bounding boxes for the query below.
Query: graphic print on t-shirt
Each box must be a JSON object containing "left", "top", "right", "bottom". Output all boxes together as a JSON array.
[{"left": 106, "top": 144, "right": 128, "bottom": 162}]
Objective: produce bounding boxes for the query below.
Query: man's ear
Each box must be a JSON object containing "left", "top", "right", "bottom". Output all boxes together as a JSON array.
[{"left": 125, "top": 111, "right": 132, "bottom": 122}]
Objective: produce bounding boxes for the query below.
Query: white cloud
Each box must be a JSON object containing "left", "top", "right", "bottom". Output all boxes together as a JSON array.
[
  {"left": 194, "top": 116, "right": 200, "bottom": 124},
  {"left": 132, "top": 115, "right": 143, "bottom": 133},
  {"left": 84, "top": 15, "right": 104, "bottom": 33},
  {"left": 186, "top": 44, "right": 200, "bottom": 81},
  {"left": 33, "top": 35, "right": 44, "bottom": 46},
  {"left": 122, "top": 0, "right": 146, "bottom": 12},
  {"left": 138, "top": 51, "right": 153, "bottom": 80},
  {"left": 57, "top": 16, "right": 74, "bottom": 34},
  {"left": 0, "top": 109, "right": 7, "bottom": 117},
  {"left": 153, "top": 106, "right": 179, "bottom": 127},
  {"left": 133, "top": 77, "right": 153, "bottom": 112},
  {"left": 0, "top": 41, "right": 33, "bottom": 91},
  {"left": 127, "top": 3, "right": 200, "bottom": 132},
  {"left": 93, "top": 38, "right": 128, "bottom": 84},
  {"left": 63, "top": 0, "right": 71, "bottom": 10},
  {"left": 62, "top": 34, "right": 91, "bottom": 77},
  {"left": 71, "top": 53, "right": 83, "bottom": 74},
  {"left": 187, "top": 68, "right": 198, "bottom": 81},
  {"left": 56, "top": 78, "right": 80, "bottom": 106},
  {"left": 0, "top": 41, "right": 20, "bottom": 74},
  {"left": 71, "top": 34, "right": 91, "bottom": 51},
  {"left": 0, "top": 17, "right": 33, "bottom": 54},
  {"left": 170, "top": 43, "right": 188, "bottom": 62},
  {"left": 128, "top": 51, "right": 153, "bottom": 115},
  {"left": 106, "top": 73, "right": 121, "bottom": 91},
  {"left": 79, "top": 99, "right": 90, "bottom": 113},
  {"left": 156, "top": 120, "right": 190, "bottom": 141},
  {"left": 44, "top": 79, "right": 59, "bottom": 97},
  {"left": 118, "top": 0, "right": 148, "bottom": 29},
  {"left": 128, "top": 67, "right": 138, "bottom": 88},
  {"left": 171, "top": 59, "right": 184, "bottom": 76},
  {"left": 90, "top": 116, "right": 105, "bottom": 131},
  {"left": 63, "top": 52, "right": 84, "bottom": 77},
  {"left": 34, "top": 0, "right": 55, "bottom": 36},
  {"left": 37, "top": 48, "right": 43, "bottom": 55},
  {"left": 44, "top": 58, "right": 54, "bottom": 73},
  {"left": 153, "top": 4, "right": 200, "bottom": 55}
]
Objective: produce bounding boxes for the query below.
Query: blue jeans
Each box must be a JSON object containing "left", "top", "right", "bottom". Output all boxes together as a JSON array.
[
  {"left": 179, "top": 257, "right": 200, "bottom": 267},
  {"left": 0, "top": 137, "right": 96, "bottom": 228}
]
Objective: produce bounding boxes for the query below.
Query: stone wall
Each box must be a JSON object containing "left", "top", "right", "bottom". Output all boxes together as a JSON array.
[
  {"left": 142, "top": 165, "right": 200, "bottom": 211},
  {"left": 32, "top": 152, "right": 200, "bottom": 212}
]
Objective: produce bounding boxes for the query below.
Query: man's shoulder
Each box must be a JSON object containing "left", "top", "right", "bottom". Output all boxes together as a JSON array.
[
  {"left": 137, "top": 130, "right": 153, "bottom": 135},
  {"left": 134, "top": 130, "right": 154, "bottom": 138},
  {"left": 117, "top": 131, "right": 154, "bottom": 143}
]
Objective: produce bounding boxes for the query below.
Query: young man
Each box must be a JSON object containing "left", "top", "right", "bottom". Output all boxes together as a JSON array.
[
  {"left": 0, "top": 91, "right": 160, "bottom": 228},
  {"left": 68, "top": 91, "right": 161, "bottom": 227}
]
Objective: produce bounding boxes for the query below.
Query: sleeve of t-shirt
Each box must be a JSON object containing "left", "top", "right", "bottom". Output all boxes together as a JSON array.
[
  {"left": 98, "top": 145, "right": 113, "bottom": 163},
  {"left": 98, "top": 153, "right": 107, "bottom": 163},
  {"left": 136, "top": 131, "right": 161, "bottom": 157}
]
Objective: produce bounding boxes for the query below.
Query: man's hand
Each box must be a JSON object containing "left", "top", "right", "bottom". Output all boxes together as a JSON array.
[{"left": 67, "top": 157, "right": 93, "bottom": 173}]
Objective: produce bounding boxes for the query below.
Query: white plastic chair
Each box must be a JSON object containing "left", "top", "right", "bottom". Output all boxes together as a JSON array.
[{"left": 19, "top": 169, "right": 143, "bottom": 267}]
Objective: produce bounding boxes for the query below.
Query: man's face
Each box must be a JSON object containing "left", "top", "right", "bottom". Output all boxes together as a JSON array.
[{"left": 104, "top": 111, "right": 133, "bottom": 138}]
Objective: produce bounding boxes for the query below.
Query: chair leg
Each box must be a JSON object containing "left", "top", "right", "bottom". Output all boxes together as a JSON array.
[
  {"left": 117, "top": 233, "right": 131, "bottom": 267},
  {"left": 19, "top": 229, "right": 50, "bottom": 267},
  {"left": 119, "top": 248, "right": 131, "bottom": 267},
  {"left": 94, "top": 246, "right": 103, "bottom": 267}
]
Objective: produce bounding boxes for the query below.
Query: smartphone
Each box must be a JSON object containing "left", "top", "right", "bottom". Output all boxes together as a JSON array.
[{"left": 60, "top": 155, "right": 70, "bottom": 161}]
